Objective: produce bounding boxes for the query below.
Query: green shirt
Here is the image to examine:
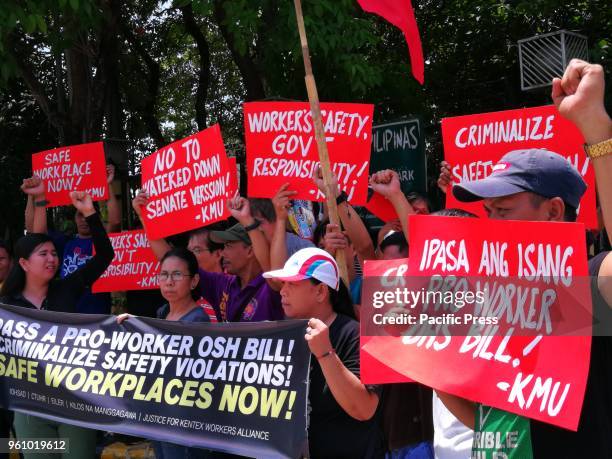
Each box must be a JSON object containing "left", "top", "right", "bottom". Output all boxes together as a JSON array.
[{"left": 472, "top": 404, "right": 533, "bottom": 459}]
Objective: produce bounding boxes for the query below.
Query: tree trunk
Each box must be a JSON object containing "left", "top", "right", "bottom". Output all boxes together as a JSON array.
[
  {"left": 181, "top": 3, "right": 211, "bottom": 130},
  {"left": 213, "top": 0, "right": 266, "bottom": 101}
]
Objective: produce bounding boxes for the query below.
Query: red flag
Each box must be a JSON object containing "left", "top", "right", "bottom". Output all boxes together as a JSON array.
[{"left": 357, "top": 0, "right": 424, "bottom": 84}]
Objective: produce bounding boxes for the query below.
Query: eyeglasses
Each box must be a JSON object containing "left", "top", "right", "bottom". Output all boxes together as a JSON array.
[
  {"left": 159, "top": 271, "right": 191, "bottom": 282},
  {"left": 190, "top": 247, "right": 211, "bottom": 255}
]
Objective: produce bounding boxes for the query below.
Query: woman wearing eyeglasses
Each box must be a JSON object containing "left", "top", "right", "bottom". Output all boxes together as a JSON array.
[{"left": 118, "top": 247, "right": 210, "bottom": 458}]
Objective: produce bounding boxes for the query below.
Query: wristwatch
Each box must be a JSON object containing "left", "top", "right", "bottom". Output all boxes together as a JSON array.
[
  {"left": 584, "top": 138, "right": 612, "bottom": 159},
  {"left": 336, "top": 191, "right": 348, "bottom": 206},
  {"left": 34, "top": 199, "right": 49, "bottom": 207},
  {"left": 244, "top": 219, "right": 261, "bottom": 232}
]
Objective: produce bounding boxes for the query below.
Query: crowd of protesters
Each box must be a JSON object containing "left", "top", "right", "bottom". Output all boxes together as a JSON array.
[{"left": 0, "top": 59, "right": 610, "bottom": 459}]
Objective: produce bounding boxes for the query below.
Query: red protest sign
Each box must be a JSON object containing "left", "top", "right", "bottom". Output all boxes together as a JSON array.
[
  {"left": 140, "top": 125, "right": 234, "bottom": 240},
  {"left": 227, "top": 156, "right": 239, "bottom": 194},
  {"left": 32, "top": 142, "right": 108, "bottom": 207},
  {"left": 92, "top": 230, "right": 160, "bottom": 293},
  {"left": 362, "top": 215, "right": 592, "bottom": 430},
  {"left": 361, "top": 259, "right": 413, "bottom": 385},
  {"left": 365, "top": 191, "right": 398, "bottom": 223},
  {"left": 244, "top": 102, "right": 373, "bottom": 204},
  {"left": 441, "top": 105, "right": 597, "bottom": 228}
]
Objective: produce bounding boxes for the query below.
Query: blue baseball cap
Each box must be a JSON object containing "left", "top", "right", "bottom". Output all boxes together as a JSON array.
[{"left": 452, "top": 149, "right": 586, "bottom": 209}]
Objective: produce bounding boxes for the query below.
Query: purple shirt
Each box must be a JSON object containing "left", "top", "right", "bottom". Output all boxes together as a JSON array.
[{"left": 198, "top": 270, "right": 283, "bottom": 322}]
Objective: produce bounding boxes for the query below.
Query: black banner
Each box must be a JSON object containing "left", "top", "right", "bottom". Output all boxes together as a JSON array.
[{"left": 0, "top": 303, "right": 310, "bottom": 458}]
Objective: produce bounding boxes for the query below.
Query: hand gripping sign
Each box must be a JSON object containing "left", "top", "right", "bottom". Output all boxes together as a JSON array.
[
  {"left": 32, "top": 142, "right": 109, "bottom": 207},
  {"left": 442, "top": 105, "right": 597, "bottom": 228},
  {"left": 244, "top": 102, "right": 374, "bottom": 205},
  {"left": 140, "top": 125, "right": 237, "bottom": 240},
  {"left": 361, "top": 215, "right": 592, "bottom": 430}
]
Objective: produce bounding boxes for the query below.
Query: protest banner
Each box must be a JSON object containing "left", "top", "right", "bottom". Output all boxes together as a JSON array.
[
  {"left": 371, "top": 118, "right": 426, "bottom": 194},
  {"left": 92, "top": 230, "right": 160, "bottom": 293},
  {"left": 244, "top": 102, "right": 374, "bottom": 205},
  {"left": 31, "top": 142, "right": 108, "bottom": 207},
  {"left": 441, "top": 105, "right": 597, "bottom": 228},
  {"left": 140, "top": 125, "right": 237, "bottom": 240},
  {"left": 361, "top": 215, "right": 592, "bottom": 430},
  {"left": 0, "top": 303, "right": 309, "bottom": 458}
]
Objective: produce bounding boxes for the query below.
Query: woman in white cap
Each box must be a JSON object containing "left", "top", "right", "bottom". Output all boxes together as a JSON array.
[{"left": 264, "top": 247, "right": 384, "bottom": 458}]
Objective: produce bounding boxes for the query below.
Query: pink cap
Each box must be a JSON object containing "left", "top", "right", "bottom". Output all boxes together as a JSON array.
[{"left": 263, "top": 247, "right": 339, "bottom": 290}]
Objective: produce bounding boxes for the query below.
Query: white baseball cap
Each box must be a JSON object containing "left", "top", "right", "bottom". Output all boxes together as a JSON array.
[{"left": 263, "top": 247, "right": 339, "bottom": 290}]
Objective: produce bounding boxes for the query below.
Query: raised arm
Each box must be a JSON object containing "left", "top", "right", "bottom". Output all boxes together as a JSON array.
[
  {"left": 552, "top": 59, "right": 612, "bottom": 244},
  {"left": 228, "top": 193, "right": 279, "bottom": 290},
  {"left": 552, "top": 59, "right": 612, "bottom": 309},
  {"left": 132, "top": 190, "right": 172, "bottom": 260},
  {"left": 21, "top": 176, "right": 47, "bottom": 234},
  {"left": 369, "top": 170, "right": 415, "bottom": 242},
  {"left": 64, "top": 191, "right": 115, "bottom": 287},
  {"left": 270, "top": 183, "right": 297, "bottom": 269}
]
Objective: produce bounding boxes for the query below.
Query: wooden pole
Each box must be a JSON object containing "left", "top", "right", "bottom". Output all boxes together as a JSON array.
[{"left": 293, "top": 0, "right": 349, "bottom": 286}]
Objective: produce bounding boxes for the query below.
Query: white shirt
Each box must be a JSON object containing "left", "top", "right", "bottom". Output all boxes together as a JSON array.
[{"left": 433, "top": 392, "right": 473, "bottom": 459}]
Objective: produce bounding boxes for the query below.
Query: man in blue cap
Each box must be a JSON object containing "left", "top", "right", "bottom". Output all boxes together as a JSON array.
[
  {"left": 435, "top": 61, "right": 612, "bottom": 458},
  {"left": 452, "top": 147, "right": 585, "bottom": 222}
]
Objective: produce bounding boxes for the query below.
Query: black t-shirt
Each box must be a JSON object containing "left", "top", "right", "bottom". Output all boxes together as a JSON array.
[
  {"left": 308, "top": 313, "right": 384, "bottom": 458},
  {"left": 530, "top": 252, "right": 612, "bottom": 458}
]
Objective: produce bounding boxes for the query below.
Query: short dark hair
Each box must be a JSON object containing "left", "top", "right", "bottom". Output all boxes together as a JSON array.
[
  {"left": 406, "top": 192, "right": 431, "bottom": 211},
  {"left": 189, "top": 224, "right": 225, "bottom": 252},
  {"left": 528, "top": 193, "right": 577, "bottom": 222},
  {"left": 249, "top": 198, "right": 276, "bottom": 222},
  {"left": 313, "top": 219, "right": 329, "bottom": 248},
  {"left": 431, "top": 208, "right": 478, "bottom": 218},
  {"left": 0, "top": 240, "right": 12, "bottom": 258},
  {"left": 379, "top": 231, "right": 408, "bottom": 255}
]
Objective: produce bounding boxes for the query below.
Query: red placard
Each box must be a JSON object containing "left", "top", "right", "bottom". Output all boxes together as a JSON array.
[
  {"left": 361, "top": 259, "right": 413, "bottom": 385},
  {"left": 361, "top": 215, "right": 592, "bottom": 430},
  {"left": 442, "top": 105, "right": 597, "bottom": 228},
  {"left": 244, "top": 102, "right": 373, "bottom": 204},
  {"left": 365, "top": 191, "right": 399, "bottom": 223},
  {"left": 31, "top": 142, "right": 109, "bottom": 207},
  {"left": 92, "top": 230, "right": 160, "bottom": 293},
  {"left": 228, "top": 156, "right": 238, "bottom": 193},
  {"left": 140, "top": 125, "right": 236, "bottom": 240}
]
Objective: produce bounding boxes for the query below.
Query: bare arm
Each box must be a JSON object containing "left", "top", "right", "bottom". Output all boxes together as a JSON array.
[
  {"left": 25, "top": 195, "right": 35, "bottom": 233},
  {"left": 307, "top": 318, "right": 379, "bottom": 420},
  {"left": 436, "top": 391, "right": 476, "bottom": 430},
  {"left": 337, "top": 202, "right": 376, "bottom": 261},
  {"left": 552, "top": 59, "right": 612, "bottom": 245},
  {"left": 318, "top": 352, "right": 379, "bottom": 420},
  {"left": 132, "top": 191, "right": 171, "bottom": 260},
  {"left": 228, "top": 194, "right": 279, "bottom": 290},
  {"left": 22, "top": 176, "right": 47, "bottom": 234},
  {"left": 370, "top": 170, "right": 415, "bottom": 242},
  {"left": 270, "top": 184, "right": 296, "bottom": 270}
]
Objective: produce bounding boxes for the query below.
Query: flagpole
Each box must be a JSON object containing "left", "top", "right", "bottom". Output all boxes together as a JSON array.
[{"left": 293, "top": 0, "right": 349, "bottom": 286}]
